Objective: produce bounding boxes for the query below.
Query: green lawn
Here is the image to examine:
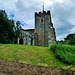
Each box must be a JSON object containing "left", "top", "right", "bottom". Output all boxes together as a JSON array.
[{"left": 0, "top": 44, "right": 75, "bottom": 71}]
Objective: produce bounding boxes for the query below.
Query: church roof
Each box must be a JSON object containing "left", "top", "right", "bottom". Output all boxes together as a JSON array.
[{"left": 21, "top": 29, "right": 35, "bottom": 31}]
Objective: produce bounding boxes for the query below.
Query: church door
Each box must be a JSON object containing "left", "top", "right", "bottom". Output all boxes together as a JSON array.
[{"left": 19, "top": 38, "right": 23, "bottom": 44}]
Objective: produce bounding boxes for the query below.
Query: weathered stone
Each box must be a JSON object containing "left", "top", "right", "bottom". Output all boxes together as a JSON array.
[{"left": 34, "top": 10, "right": 56, "bottom": 47}]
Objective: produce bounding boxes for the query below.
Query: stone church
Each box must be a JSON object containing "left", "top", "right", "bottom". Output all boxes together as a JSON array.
[{"left": 17, "top": 10, "right": 56, "bottom": 47}]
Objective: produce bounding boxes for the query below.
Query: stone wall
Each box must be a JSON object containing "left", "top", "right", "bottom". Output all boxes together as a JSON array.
[
  {"left": 18, "top": 29, "right": 34, "bottom": 45},
  {"left": 35, "top": 10, "right": 56, "bottom": 47},
  {"left": 0, "top": 60, "right": 75, "bottom": 75}
]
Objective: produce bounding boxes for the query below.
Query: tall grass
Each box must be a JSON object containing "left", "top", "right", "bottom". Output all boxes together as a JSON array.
[{"left": 50, "top": 44, "right": 75, "bottom": 65}]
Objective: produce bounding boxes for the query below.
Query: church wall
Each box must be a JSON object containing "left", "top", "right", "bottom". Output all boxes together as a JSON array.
[
  {"left": 35, "top": 14, "right": 45, "bottom": 46},
  {"left": 18, "top": 29, "right": 34, "bottom": 45}
]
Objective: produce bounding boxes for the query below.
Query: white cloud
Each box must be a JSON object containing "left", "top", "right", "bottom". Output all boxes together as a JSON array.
[
  {"left": 56, "top": 33, "right": 68, "bottom": 41},
  {"left": 70, "top": 27, "right": 75, "bottom": 33},
  {"left": 22, "top": 19, "right": 34, "bottom": 29},
  {"left": 67, "top": 12, "right": 75, "bottom": 26}
]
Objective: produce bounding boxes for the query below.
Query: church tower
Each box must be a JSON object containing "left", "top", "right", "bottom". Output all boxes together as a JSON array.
[{"left": 34, "top": 9, "right": 56, "bottom": 47}]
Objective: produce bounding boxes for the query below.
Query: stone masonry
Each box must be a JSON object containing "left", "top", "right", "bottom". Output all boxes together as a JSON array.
[{"left": 34, "top": 10, "right": 56, "bottom": 47}]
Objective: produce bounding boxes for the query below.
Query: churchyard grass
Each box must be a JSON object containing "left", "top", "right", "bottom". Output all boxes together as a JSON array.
[{"left": 0, "top": 44, "right": 75, "bottom": 71}]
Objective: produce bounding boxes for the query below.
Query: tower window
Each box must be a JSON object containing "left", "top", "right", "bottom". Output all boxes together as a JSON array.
[{"left": 41, "top": 18, "right": 43, "bottom": 23}]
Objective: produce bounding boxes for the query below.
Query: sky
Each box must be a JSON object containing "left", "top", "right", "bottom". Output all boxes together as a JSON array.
[{"left": 0, "top": 0, "right": 75, "bottom": 41}]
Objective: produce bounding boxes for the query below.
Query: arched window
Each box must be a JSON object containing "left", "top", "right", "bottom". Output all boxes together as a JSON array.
[{"left": 41, "top": 18, "right": 44, "bottom": 23}]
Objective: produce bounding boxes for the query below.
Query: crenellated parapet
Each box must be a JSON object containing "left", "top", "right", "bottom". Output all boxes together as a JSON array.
[{"left": 35, "top": 10, "right": 50, "bottom": 16}]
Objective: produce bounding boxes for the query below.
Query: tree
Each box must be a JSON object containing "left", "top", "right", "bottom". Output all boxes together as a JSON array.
[
  {"left": 0, "top": 11, "right": 20, "bottom": 44},
  {"left": 65, "top": 34, "right": 75, "bottom": 45},
  {"left": 59, "top": 33, "right": 75, "bottom": 45}
]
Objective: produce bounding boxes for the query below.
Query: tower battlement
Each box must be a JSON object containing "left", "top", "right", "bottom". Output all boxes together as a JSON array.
[{"left": 35, "top": 10, "right": 50, "bottom": 16}]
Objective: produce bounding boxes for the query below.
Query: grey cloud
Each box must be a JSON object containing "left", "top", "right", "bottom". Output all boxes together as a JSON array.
[
  {"left": 15, "top": 0, "right": 41, "bottom": 12},
  {"left": 0, "top": 0, "right": 75, "bottom": 41},
  {"left": 51, "top": 0, "right": 75, "bottom": 40}
]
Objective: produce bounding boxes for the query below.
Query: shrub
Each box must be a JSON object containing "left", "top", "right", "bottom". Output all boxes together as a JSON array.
[{"left": 50, "top": 44, "right": 75, "bottom": 65}]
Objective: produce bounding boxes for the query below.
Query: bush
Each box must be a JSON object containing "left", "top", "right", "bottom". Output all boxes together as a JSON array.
[{"left": 50, "top": 44, "right": 75, "bottom": 65}]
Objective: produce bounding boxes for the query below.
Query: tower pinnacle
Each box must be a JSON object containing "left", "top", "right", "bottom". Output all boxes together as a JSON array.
[{"left": 43, "top": 2, "right": 44, "bottom": 11}]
